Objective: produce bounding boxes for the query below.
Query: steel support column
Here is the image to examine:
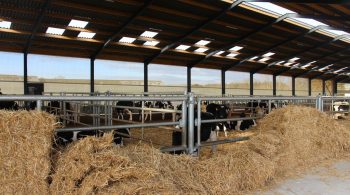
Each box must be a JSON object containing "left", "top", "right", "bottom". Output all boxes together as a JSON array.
[
  {"left": 322, "top": 79, "right": 326, "bottom": 95},
  {"left": 187, "top": 66, "right": 192, "bottom": 93},
  {"left": 333, "top": 80, "right": 338, "bottom": 96},
  {"left": 308, "top": 78, "right": 312, "bottom": 96},
  {"left": 144, "top": 62, "right": 149, "bottom": 93},
  {"left": 24, "top": 53, "right": 28, "bottom": 95},
  {"left": 250, "top": 72, "right": 254, "bottom": 96},
  {"left": 292, "top": 76, "right": 296, "bottom": 96},
  {"left": 273, "top": 74, "right": 277, "bottom": 96},
  {"left": 221, "top": 69, "right": 226, "bottom": 95},
  {"left": 90, "top": 58, "right": 95, "bottom": 94}
]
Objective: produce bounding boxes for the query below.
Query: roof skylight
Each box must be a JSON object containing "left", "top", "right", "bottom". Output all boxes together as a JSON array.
[
  {"left": 46, "top": 27, "right": 65, "bottom": 35},
  {"left": 227, "top": 53, "right": 238, "bottom": 58},
  {"left": 140, "top": 31, "right": 158, "bottom": 38},
  {"left": 247, "top": 2, "right": 295, "bottom": 15},
  {"left": 0, "top": 21, "right": 11, "bottom": 29},
  {"left": 301, "top": 61, "right": 317, "bottom": 68},
  {"left": 78, "top": 32, "right": 96, "bottom": 39},
  {"left": 229, "top": 46, "right": 243, "bottom": 51},
  {"left": 334, "top": 67, "right": 347, "bottom": 73},
  {"left": 263, "top": 52, "right": 275, "bottom": 57},
  {"left": 319, "top": 64, "right": 333, "bottom": 71},
  {"left": 250, "top": 56, "right": 259, "bottom": 60},
  {"left": 68, "top": 19, "right": 88, "bottom": 29},
  {"left": 144, "top": 41, "right": 159, "bottom": 46},
  {"left": 215, "top": 51, "right": 225, "bottom": 55},
  {"left": 195, "top": 40, "right": 211, "bottom": 46},
  {"left": 175, "top": 45, "right": 190, "bottom": 51},
  {"left": 119, "top": 37, "right": 136, "bottom": 43},
  {"left": 195, "top": 48, "right": 208, "bottom": 53},
  {"left": 289, "top": 57, "right": 300, "bottom": 62},
  {"left": 258, "top": 58, "right": 270, "bottom": 62}
]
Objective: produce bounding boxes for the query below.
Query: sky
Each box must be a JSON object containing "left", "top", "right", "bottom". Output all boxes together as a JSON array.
[{"left": 0, "top": 51, "right": 276, "bottom": 85}]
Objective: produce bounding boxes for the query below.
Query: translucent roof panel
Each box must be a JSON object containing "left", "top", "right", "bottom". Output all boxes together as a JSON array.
[
  {"left": 293, "top": 18, "right": 328, "bottom": 27},
  {"left": 247, "top": 2, "right": 295, "bottom": 15}
]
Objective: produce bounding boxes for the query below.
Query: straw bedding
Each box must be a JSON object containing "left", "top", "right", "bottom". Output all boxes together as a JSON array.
[
  {"left": 2, "top": 106, "right": 349, "bottom": 194},
  {"left": 49, "top": 105, "right": 350, "bottom": 194},
  {"left": 0, "top": 111, "right": 56, "bottom": 194}
]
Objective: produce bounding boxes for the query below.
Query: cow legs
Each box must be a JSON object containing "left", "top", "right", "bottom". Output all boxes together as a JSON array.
[
  {"left": 126, "top": 109, "right": 132, "bottom": 121},
  {"left": 209, "top": 130, "right": 217, "bottom": 152},
  {"left": 223, "top": 124, "right": 228, "bottom": 137}
]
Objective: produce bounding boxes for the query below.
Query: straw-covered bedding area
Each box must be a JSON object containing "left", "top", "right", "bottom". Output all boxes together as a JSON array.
[
  {"left": 2, "top": 106, "right": 350, "bottom": 194},
  {"left": 0, "top": 111, "right": 56, "bottom": 194}
]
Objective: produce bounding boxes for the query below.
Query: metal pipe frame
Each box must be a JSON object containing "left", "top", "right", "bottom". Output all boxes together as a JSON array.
[
  {"left": 187, "top": 66, "right": 191, "bottom": 92},
  {"left": 187, "top": 93, "right": 195, "bottom": 154}
]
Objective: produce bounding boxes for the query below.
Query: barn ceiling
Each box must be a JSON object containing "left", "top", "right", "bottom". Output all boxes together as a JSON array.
[{"left": 0, "top": 0, "right": 349, "bottom": 83}]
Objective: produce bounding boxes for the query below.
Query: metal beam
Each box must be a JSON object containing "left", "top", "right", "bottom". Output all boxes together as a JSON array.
[
  {"left": 322, "top": 79, "right": 326, "bottom": 95},
  {"left": 261, "top": 34, "right": 348, "bottom": 75},
  {"left": 144, "top": 0, "right": 246, "bottom": 65},
  {"left": 23, "top": 0, "right": 51, "bottom": 53},
  {"left": 250, "top": 0, "right": 350, "bottom": 4},
  {"left": 249, "top": 25, "right": 328, "bottom": 74},
  {"left": 272, "top": 74, "right": 276, "bottom": 96},
  {"left": 90, "top": 58, "right": 95, "bottom": 93},
  {"left": 221, "top": 69, "right": 226, "bottom": 95},
  {"left": 250, "top": 72, "right": 254, "bottom": 95},
  {"left": 308, "top": 78, "right": 312, "bottom": 96},
  {"left": 24, "top": 53, "right": 28, "bottom": 95},
  {"left": 294, "top": 55, "right": 350, "bottom": 78},
  {"left": 187, "top": 66, "right": 192, "bottom": 93},
  {"left": 91, "top": 0, "right": 153, "bottom": 59},
  {"left": 333, "top": 80, "right": 338, "bottom": 95},
  {"left": 144, "top": 62, "right": 148, "bottom": 93},
  {"left": 188, "top": 13, "right": 293, "bottom": 68},
  {"left": 292, "top": 76, "right": 296, "bottom": 96},
  {"left": 336, "top": 76, "right": 350, "bottom": 83}
]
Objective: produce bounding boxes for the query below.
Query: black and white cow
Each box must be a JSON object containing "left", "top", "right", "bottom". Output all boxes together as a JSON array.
[
  {"left": 115, "top": 101, "right": 134, "bottom": 121},
  {"left": 206, "top": 103, "right": 230, "bottom": 137},
  {"left": 246, "top": 101, "right": 276, "bottom": 117},
  {"left": 230, "top": 112, "right": 256, "bottom": 131},
  {"left": 172, "top": 112, "right": 217, "bottom": 154},
  {"left": 0, "top": 101, "right": 19, "bottom": 110},
  {"left": 55, "top": 128, "right": 130, "bottom": 147},
  {"left": 154, "top": 101, "right": 174, "bottom": 120},
  {"left": 135, "top": 101, "right": 153, "bottom": 121}
]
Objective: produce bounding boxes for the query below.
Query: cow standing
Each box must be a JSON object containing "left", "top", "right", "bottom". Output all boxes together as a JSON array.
[
  {"left": 115, "top": 101, "right": 134, "bottom": 121},
  {"left": 206, "top": 103, "right": 230, "bottom": 137}
]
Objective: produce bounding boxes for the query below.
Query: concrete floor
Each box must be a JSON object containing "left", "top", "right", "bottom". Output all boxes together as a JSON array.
[{"left": 260, "top": 160, "right": 350, "bottom": 195}]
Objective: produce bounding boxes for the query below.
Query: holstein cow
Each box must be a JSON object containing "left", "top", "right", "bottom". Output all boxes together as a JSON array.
[
  {"left": 231, "top": 112, "right": 256, "bottom": 131},
  {"left": 135, "top": 101, "right": 153, "bottom": 121},
  {"left": 333, "top": 101, "right": 349, "bottom": 119},
  {"left": 172, "top": 111, "right": 217, "bottom": 154},
  {"left": 0, "top": 101, "right": 19, "bottom": 110},
  {"left": 55, "top": 128, "right": 130, "bottom": 147},
  {"left": 115, "top": 101, "right": 134, "bottom": 121},
  {"left": 154, "top": 101, "right": 174, "bottom": 120},
  {"left": 206, "top": 103, "right": 230, "bottom": 137}
]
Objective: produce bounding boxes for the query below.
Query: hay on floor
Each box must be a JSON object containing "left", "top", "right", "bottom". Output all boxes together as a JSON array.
[
  {"left": 0, "top": 111, "right": 56, "bottom": 194},
  {"left": 50, "top": 105, "right": 350, "bottom": 194}
]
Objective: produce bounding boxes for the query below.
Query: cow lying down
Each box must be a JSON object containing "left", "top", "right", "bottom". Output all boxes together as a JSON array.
[{"left": 55, "top": 128, "right": 130, "bottom": 147}]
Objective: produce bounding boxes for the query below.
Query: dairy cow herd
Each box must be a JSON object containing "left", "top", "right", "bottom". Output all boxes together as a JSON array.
[{"left": 1, "top": 94, "right": 349, "bottom": 151}]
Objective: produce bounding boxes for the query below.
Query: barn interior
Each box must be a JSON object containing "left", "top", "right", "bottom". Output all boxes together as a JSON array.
[{"left": 0, "top": 0, "right": 350, "bottom": 194}]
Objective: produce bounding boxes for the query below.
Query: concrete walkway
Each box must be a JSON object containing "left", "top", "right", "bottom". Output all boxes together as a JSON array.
[{"left": 261, "top": 160, "right": 350, "bottom": 195}]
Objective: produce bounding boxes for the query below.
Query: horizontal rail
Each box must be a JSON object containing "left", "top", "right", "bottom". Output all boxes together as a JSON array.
[
  {"left": 0, "top": 95, "right": 187, "bottom": 102},
  {"left": 198, "top": 96, "right": 317, "bottom": 101},
  {"left": 200, "top": 117, "right": 259, "bottom": 124},
  {"left": 199, "top": 136, "right": 250, "bottom": 147},
  {"left": 56, "top": 121, "right": 181, "bottom": 132}
]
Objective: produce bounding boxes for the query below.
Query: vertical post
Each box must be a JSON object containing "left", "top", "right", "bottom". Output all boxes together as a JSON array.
[
  {"left": 197, "top": 98, "right": 201, "bottom": 149},
  {"left": 144, "top": 62, "right": 149, "bottom": 93},
  {"left": 188, "top": 92, "right": 195, "bottom": 154},
  {"left": 24, "top": 53, "right": 28, "bottom": 95},
  {"left": 292, "top": 76, "right": 296, "bottom": 96},
  {"left": 90, "top": 58, "right": 95, "bottom": 94},
  {"left": 221, "top": 69, "right": 226, "bottom": 95},
  {"left": 181, "top": 99, "right": 187, "bottom": 149},
  {"left": 187, "top": 66, "right": 191, "bottom": 93},
  {"left": 322, "top": 79, "right": 326, "bottom": 95},
  {"left": 272, "top": 74, "right": 276, "bottom": 96},
  {"left": 333, "top": 80, "right": 337, "bottom": 96},
  {"left": 36, "top": 100, "right": 42, "bottom": 111},
  {"left": 308, "top": 78, "right": 312, "bottom": 96},
  {"left": 249, "top": 72, "right": 254, "bottom": 96}
]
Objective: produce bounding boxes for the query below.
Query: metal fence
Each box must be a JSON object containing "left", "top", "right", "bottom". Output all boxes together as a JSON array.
[{"left": 0, "top": 93, "right": 349, "bottom": 155}]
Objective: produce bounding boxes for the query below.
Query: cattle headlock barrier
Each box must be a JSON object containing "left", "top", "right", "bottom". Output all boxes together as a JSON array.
[{"left": 0, "top": 93, "right": 349, "bottom": 155}]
